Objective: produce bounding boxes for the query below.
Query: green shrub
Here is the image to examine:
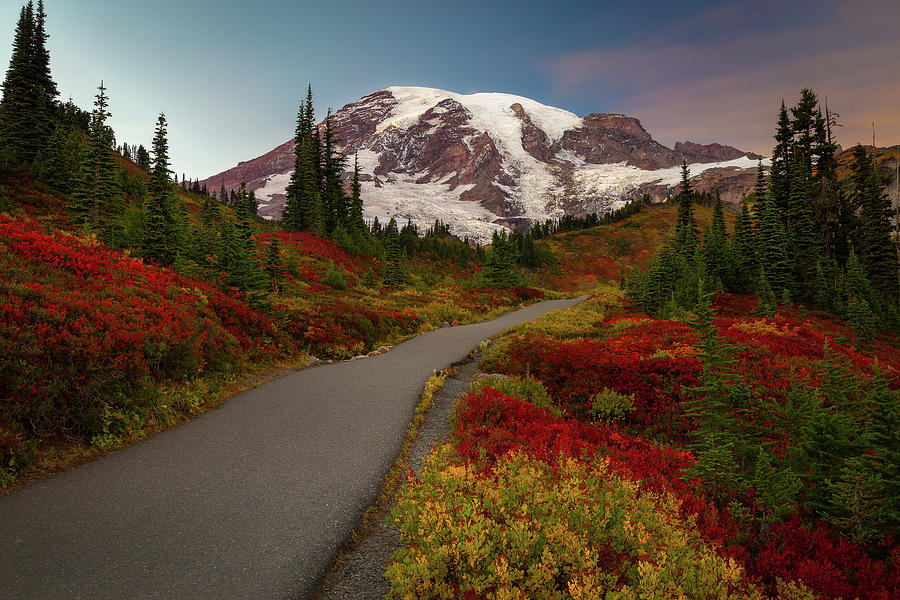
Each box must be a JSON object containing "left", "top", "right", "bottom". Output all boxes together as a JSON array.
[
  {"left": 470, "top": 374, "right": 553, "bottom": 409},
  {"left": 362, "top": 268, "right": 377, "bottom": 288},
  {"left": 322, "top": 264, "right": 347, "bottom": 290},
  {"left": 609, "top": 237, "right": 635, "bottom": 257},
  {"left": 590, "top": 387, "right": 635, "bottom": 422},
  {"left": 0, "top": 186, "right": 13, "bottom": 212}
]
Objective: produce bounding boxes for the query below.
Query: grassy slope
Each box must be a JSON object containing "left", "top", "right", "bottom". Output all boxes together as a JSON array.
[
  {"left": 535, "top": 203, "right": 725, "bottom": 293},
  {"left": 0, "top": 166, "right": 547, "bottom": 489}
]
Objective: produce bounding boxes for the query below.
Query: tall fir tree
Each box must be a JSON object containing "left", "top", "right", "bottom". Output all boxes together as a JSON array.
[
  {"left": 675, "top": 159, "right": 697, "bottom": 252},
  {"left": 750, "top": 159, "right": 768, "bottom": 225},
  {"left": 69, "top": 82, "right": 120, "bottom": 238},
  {"left": 264, "top": 234, "right": 284, "bottom": 293},
  {"left": 861, "top": 367, "right": 900, "bottom": 533},
  {"left": 40, "top": 123, "right": 71, "bottom": 191},
  {"left": 757, "top": 195, "right": 792, "bottom": 295},
  {"left": 483, "top": 229, "right": 524, "bottom": 288},
  {"left": 320, "top": 109, "right": 348, "bottom": 232},
  {"left": 135, "top": 144, "right": 150, "bottom": 172},
  {"left": 812, "top": 100, "right": 844, "bottom": 262},
  {"left": 0, "top": 1, "right": 58, "bottom": 164},
  {"left": 789, "top": 88, "right": 826, "bottom": 176},
  {"left": 769, "top": 100, "right": 793, "bottom": 218},
  {"left": 349, "top": 154, "right": 367, "bottom": 236},
  {"left": 283, "top": 90, "right": 312, "bottom": 232},
  {"left": 31, "top": 0, "right": 56, "bottom": 155},
  {"left": 786, "top": 147, "right": 820, "bottom": 291},
  {"left": 0, "top": 3, "right": 37, "bottom": 162},
  {"left": 296, "top": 136, "right": 324, "bottom": 236},
  {"left": 141, "top": 113, "right": 179, "bottom": 266},
  {"left": 383, "top": 217, "right": 405, "bottom": 289},
  {"left": 703, "top": 190, "right": 728, "bottom": 284},
  {"left": 849, "top": 144, "right": 898, "bottom": 304}
]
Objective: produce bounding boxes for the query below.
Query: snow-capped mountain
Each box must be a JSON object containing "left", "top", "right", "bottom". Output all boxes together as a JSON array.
[{"left": 201, "top": 86, "right": 764, "bottom": 243}]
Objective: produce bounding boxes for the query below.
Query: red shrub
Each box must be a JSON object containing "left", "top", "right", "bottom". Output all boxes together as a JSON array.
[{"left": 495, "top": 333, "right": 700, "bottom": 432}]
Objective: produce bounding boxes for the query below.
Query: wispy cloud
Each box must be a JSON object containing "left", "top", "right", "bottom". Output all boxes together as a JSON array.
[{"left": 542, "top": 0, "right": 900, "bottom": 154}]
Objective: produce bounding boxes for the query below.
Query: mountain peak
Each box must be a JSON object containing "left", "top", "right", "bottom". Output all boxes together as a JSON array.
[{"left": 201, "top": 87, "right": 763, "bottom": 242}]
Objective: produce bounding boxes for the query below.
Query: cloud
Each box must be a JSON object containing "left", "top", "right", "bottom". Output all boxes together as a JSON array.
[{"left": 542, "top": 0, "right": 900, "bottom": 154}]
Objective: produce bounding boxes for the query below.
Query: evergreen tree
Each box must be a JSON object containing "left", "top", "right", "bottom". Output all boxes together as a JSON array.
[
  {"left": 370, "top": 215, "right": 382, "bottom": 237},
  {"left": 218, "top": 213, "right": 266, "bottom": 302},
  {"left": 753, "top": 448, "right": 801, "bottom": 539},
  {"left": 483, "top": 229, "right": 525, "bottom": 288},
  {"left": 330, "top": 222, "right": 355, "bottom": 254},
  {"left": 755, "top": 267, "right": 777, "bottom": 316},
  {"left": 298, "top": 136, "right": 325, "bottom": 236},
  {"left": 349, "top": 154, "right": 367, "bottom": 236},
  {"left": 837, "top": 250, "right": 880, "bottom": 315},
  {"left": 519, "top": 233, "right": 538, "bottom": 269},
  {"left": 383, "top": 217, "right": 405, "bottom": 289},
  {"left": 40, "top": 123, "right": 70, "bottom": 191},
  {"left": 730, "top": 196, "right": 756, "bottom": 292},
  {"left": 70, "top": 82, "right": 120, "bottom": 236},
  {"left": 786, "top": 147, "right": 820, "bottom": 290},
  {"left": 320, "top": 110, "right": 348, "bottom": 232},
  {"left": 283, "top": 91, "right": 312, "bottom": 232},
  {"left": 849, "top": 144, "right": 898, "bottom": 304},
  {"left": 199, "top": 192, "right": 219, "bottom": 227},
  {"left": 135, "top": 144, "right": 150, "bottom": 172},
  {"left": 813, "top": 260, "right": 834, "bottom": 309},
  {"left": 826, "top": 456, "right": 887, "bottom": 545},
  {"left": 703, "top": 189, "right": 728, "bottom": 284},
  {"left": 264, "top": 234, "right": 284, "bottom": 293},
  {"left": 141, "top": 113, "right": 179, "bottom": 266},
  {"left": 798, "top": 410, "right": 855, "bottom": 518},
  {"left": 812, "top": 101, "right": 844, "bottom": 262},
  {"left": 193, "top": 191, "right": 221, "bottom": 270},
  {"left": 685, "top": 288, "right": 751, "bottom": 504},
  {"left": 0, "top": 185, "right": 13, "bottom": 211},
  {"left": 770, "top": 100, "right": 793, "bottom": 217},
  {"left": 675, "top": 159, "right": 697, "bottom": 252},
  {"left": 750, "top": 159, "right": 768, "bottom": 225},
  {"left": 0, "top": 3, "right": 37, "bottom": 162},
  {"left": 756, "top": 195, "right": 792, "bottom": 295},
  {"left": 862, "top": 367, "right": 900, "bottom": 534},
  {"left": 0, "top": 1, "right": 58, "bottom": 164},
  {"left": 789, "top": 88, "right": 826, "bottom": 176},
  {"left": 847, "top": 292, "right": 877, "bottom": 354},
  {"left": 234, "top": 180, "right": 254, "bottom": 224},
  {"left": 31, "top": 0, "right": 57, "bottom": 156}
]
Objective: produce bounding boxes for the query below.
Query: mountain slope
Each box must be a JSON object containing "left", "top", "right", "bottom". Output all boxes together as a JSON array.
[{"left": 202, "top": 87, "right": 764, "bottom": 243}]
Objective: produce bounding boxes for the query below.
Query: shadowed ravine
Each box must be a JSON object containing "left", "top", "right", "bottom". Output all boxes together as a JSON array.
[{"left": 0, "top": 296, "right": 584, "bottom": 600}]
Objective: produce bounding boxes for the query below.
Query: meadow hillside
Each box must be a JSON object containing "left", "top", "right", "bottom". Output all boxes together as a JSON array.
[
  {"left": 388, "top": 274, "right": 900, "bottom": 600},
  {"left": 0, "top": 163, "right": 550, "bottom": 489}
]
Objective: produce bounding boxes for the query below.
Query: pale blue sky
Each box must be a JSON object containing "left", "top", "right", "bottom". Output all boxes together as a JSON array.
[{"left": 2, "top": 0, "right": 897, "bottom": 179}]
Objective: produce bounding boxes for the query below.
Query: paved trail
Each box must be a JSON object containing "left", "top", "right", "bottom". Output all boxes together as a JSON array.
[{"left": 0, "top": 296, "right": 583, "bottom": 600}]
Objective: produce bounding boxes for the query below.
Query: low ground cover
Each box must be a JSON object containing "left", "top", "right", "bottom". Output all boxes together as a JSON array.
[{"left": 387, "top": 286, "right": 899, "bottom": 599}]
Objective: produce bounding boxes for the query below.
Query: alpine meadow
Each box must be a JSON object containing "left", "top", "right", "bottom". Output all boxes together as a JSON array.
[{"left": 1, "top": 1, "right": 898, "bottom": 599}]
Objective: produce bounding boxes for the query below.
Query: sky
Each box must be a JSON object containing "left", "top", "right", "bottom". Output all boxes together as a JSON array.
[{"left": 1, "top": 0, "right": 897, "bottom": 179}]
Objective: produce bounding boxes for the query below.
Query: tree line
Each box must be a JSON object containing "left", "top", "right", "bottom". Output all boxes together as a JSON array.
[
  {"left": 627, "top": 88, "right": 898, "bottom": 347},
  {"left": 0, "top": 1, "right": 275, "bottom": 304}
]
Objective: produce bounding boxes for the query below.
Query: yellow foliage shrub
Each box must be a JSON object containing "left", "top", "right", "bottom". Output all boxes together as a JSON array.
[{"left": 386, "top": 445, "right": 770, "bottom": 600}]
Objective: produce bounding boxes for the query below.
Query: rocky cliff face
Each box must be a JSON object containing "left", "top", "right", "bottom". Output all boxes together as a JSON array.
[
  {"left": 201, "top": 86, "right": 764, "bottom": 242},
  {"left": 674, "top": 141, "right": 763, "bottom": 164}
]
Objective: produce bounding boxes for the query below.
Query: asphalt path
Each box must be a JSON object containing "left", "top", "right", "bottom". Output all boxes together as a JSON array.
[{"left": 0, "top": 295, "right": 584, "bottom": 600}]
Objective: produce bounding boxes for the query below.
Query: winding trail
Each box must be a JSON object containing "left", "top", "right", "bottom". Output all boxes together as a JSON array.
[{"left": 0, "top": 296, "right": 583, "bottom": 600}]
